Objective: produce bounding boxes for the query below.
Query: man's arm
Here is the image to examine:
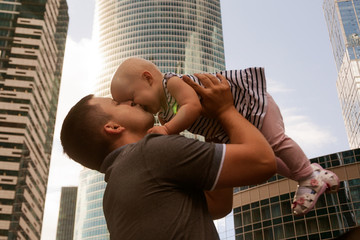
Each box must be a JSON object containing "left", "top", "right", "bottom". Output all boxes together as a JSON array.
[
  {"left": 183, "top": 73, "right": 276, "bottom": 218},
  {"left": 184, "top": 73, "right": 276, "bottom": 187},
  {"left": 204, "top": 188, "right": 233, "bottom": 220}
]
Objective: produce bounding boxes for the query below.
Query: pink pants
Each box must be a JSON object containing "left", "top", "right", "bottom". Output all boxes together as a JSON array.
[{"left": 260, "top": 94, "right": 313, "bottom": 181}]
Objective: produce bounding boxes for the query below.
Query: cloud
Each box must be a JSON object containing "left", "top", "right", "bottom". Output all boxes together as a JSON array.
[
  {"left": 281, "top": 108, "right": 337, "bottom": 158},
  {"left": 266, "top": 78, "right": 339, "bottom": 158},
  {"left": 55, "top": 37, "right": 97, "bottom": 132},
  {"left": 41, "top": 36, "right": 95, "bottom": 240},
  {"left": 41, "top": 140, "right": 83, "bottom": 240},
  {"left": 41, "top": 190, "right": 61, "bottom": 239},
  {"left": 267, "top": 78, "right": 294, "bottom": 93}
]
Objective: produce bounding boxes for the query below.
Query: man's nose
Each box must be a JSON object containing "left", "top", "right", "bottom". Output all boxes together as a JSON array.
[{"left": 120, "top": 100, "right": 135, "bottom": 106}]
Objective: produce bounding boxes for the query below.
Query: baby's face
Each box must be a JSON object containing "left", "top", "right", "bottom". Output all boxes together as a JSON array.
[{"left": 111, "top": 79, "right": 161, "bottom": 114}]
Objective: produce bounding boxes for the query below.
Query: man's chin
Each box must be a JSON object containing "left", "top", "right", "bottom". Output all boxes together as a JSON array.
[{"left": 146, "top": 115, "right": 155, "bottom": 129}]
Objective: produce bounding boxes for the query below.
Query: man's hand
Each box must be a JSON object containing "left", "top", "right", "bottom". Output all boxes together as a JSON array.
[
  {"left": 184, "top": 72, "right": 276, "bottom": 189},
  {"left": 147, "top": 125, "right": 170, "bottom": 135},
  {"left": 182, "top": 73, "right": 234, "bottom": 119}
]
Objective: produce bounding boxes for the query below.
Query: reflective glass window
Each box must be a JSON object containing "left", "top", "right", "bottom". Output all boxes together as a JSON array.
[
  {"left": 295, "top": 220, "right": 306, "bottom": 236},
  {"left": 243, "top": 211, "right": 251, "bottom": 225},
  {"left": 284, "top": 223, "right": 295, "bottom": 238},
  {"left": 319, "top": 216, "right": 331, "bottom": 232},
  {"left": 271, "top": 203, "right": 281, "bottom": 218},
  {"left": 273, "top": 225, "right": 284, "bottom": 239}
]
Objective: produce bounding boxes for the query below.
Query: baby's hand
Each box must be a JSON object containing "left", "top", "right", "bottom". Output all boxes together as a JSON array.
[{"left": 147, "top": 125, "right": 170, "bottom": 135}]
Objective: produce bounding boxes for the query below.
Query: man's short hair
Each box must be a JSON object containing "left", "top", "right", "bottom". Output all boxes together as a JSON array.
[{"left": 60, "top": 94, "right": 112, "bottom": 171}]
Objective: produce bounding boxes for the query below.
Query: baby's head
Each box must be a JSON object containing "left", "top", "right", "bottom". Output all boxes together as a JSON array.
[{"left": 111, "top": 57, "right": 163, "bottom": 114}]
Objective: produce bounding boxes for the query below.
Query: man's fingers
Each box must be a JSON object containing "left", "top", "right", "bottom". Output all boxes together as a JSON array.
[
  {"left": 183, "top": 73, "right": 230, "bottom": 99},
  {"left": 203, "top": 73, "right": 221, "bottom": 85},
  {"left": 183, "top": 75, "right": 205, "bottom": 96},
  {"left": 216, "top": 73, "right": 230, "bottom": 87},
  {"left": 193, "top": 73, "right": 215, "bottom": 88}
]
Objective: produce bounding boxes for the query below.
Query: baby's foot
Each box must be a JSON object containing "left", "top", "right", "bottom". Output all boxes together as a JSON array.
[{"left": 292, "top": 163, "right": 339, "bottom": 216}]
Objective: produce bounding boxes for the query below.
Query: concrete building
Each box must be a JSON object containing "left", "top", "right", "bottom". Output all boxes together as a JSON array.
[
  {"left": 323, "top": 0, "right": 360, "bottom": 148},
  {"left": 0, "top": 0, "right": 68, "bottom": 239},
  {"left": 56, "top": 187, "right": 77, "bottom": 240},
  {"left": 233, "top": 148, "right": 360, "bottom": 239}
]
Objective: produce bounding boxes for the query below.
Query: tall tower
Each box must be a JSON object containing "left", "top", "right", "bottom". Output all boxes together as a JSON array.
[
  {"left": 94, "top": 0, "right": 225, "bottom": 97},
  {"left": 56, "top": 187, "right": 77, "bottom": 240},
  {"left": 73, "top": 0, "right": 226, "bottom": 239},
  {"left": 73, "top": 169, "right": 108, "bottom": 240},
  {"left": 232, "top": 148, "right": 360, "bottom": 239},
  {"left": 323, "top": 0, "right": 360, "bottom": 148},
  {"left": 0, "top": 0, "right": 68, "bottom": 239}
]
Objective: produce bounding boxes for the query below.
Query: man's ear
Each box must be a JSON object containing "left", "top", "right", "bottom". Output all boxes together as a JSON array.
[
  {"left": 142, "top": 71, "right": 154, "bottom": 86},
  {"left": 104, "top": 121, "right": 125, "bottom": 135}
]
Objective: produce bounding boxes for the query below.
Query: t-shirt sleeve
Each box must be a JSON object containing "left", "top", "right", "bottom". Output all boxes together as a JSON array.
[{"left": 140, "top": 134, "right": 225, "bottom": 191}]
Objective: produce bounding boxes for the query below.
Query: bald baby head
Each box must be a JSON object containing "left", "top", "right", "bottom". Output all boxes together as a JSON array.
[{"left": 110, "top": 57, "right": 164, "bottom": 113}]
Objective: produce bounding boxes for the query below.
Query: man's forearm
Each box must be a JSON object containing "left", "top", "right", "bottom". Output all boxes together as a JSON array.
[
  {"left": 182, "top": 73, "right": 276, "bottom": 188},
  {"left": 215, "top": 106, "right": 276, "bottom": 188},
  {"left": 218, "top": 107, "right": 267, "bottom": 146}
]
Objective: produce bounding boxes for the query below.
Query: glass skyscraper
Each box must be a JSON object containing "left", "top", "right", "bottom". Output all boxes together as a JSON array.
[
  {"left": 233, "top": 148, "right": 360, "bottom": 240},
  {"left": 0, "top": 0, "right": 68, "bottom": 239},
  {"left": 93, "top": 0, "right": 225, "bottom": 97},
  {"left": 74, "top": 0, "right": 228, "bottom": 239},
  {"left": 56, "top": 187, "right": 77, "bottom": 240},
  {"left": 73, "top": 170, "right": 108, "bottom": 240},
  {"left": 323, "top": 0, "right": 360, "bottom": 148}
]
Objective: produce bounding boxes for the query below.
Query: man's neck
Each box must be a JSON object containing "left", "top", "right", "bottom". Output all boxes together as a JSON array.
[{"left": 111, "top": 131, "right": 146, "bottom": 151}]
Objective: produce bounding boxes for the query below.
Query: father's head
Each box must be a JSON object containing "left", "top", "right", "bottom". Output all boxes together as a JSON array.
[{"left": 60, "top": 94, "right": 154, "bottom": 170}]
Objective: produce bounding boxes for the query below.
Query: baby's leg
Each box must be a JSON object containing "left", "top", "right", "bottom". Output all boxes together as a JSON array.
[
  {"left": 260, "top": 93, "right": 339, "bottom": 216},
  {"left": 275, "top": 157, "right": 291, "bottom": 179},
  {"left": 260, "top": 93, "right": 312, "bottom": 181}
]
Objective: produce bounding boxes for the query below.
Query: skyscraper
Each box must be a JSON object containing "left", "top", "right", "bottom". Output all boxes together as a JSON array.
[
  {"left": 73, "top": 0, "right": 227, "bottom": 239},
  {"left": 0, "top": 0, "right": 68, "bottom": 239},
  {"left": 73, "top": 169, "right": 108, "bottom": 240},
  {"left": 323, "top": 0, "right": 360, "bottom": 148},
  {"left": 56, "top": 187, "right": 77, "bottom": 240},
  {"left": 232, "top": 148, "right": 360, "bottom": 239},
  {"left": 94, "top": 0, "right": 225, "bottom": 97}
]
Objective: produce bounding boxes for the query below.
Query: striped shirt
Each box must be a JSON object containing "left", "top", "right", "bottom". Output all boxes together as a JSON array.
[{"left": 159, "top": 68, "right": 268, "bottom": 143}]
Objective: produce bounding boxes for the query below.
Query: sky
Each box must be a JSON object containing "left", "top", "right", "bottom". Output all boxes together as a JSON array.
[{"left": 41, "top": 0, "right": 350, "bottom": 239}]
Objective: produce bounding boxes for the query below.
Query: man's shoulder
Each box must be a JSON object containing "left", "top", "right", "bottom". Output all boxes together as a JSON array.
[
  {"left": 140, "top": 133, "right": 190, "bottom": 145},
  {"left": 140, "top": 134, "right": 211, "bottom": 151}
]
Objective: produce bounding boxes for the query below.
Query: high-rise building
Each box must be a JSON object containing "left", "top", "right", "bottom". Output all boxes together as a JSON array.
[
  {"left": 94, "top": 0, "right": 225, "bottom": 97},
  {"left": 232, "top": 148, "right": 360, "bottom": 240},
  {"left": 0, "top": 0, "right": 68, "bottom": 239},
  {"left": 73, "top": 0, "right": 227, "bottom": 239},
  {"left": 323, "top": 0, "right": 360, "bottom": 148},
  {"left": 73, "top": 169, "right": 108, "bottom": 240},
  {"left": 56, "top": 187, "right": 77, "bottom": 240}
]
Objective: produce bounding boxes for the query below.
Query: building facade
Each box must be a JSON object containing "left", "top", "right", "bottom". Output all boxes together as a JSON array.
[
  {"left": 0, "top": 0, "right": 68, "bottom": 239},
  {"left": 73, "top": 0, "right": 228, "bottom": 239},
  {"left": 233, "top": 148, "right": 360, "bottom": 240},
  {"left": 93, "top": 0, "right": 225, "bottom": 97},
  {"left": 323, "top": 0, "right": 360, "bottom": 148},
  {"left": 56, "top": 187, "right": 77, "bottom": 240},
  {"left": 73, "top": 169, "right": 108, "bottom": 240}
]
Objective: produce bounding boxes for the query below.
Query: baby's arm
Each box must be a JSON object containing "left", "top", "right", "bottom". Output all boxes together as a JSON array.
[{"left": 148, "top": 76, "right": 201, "bottom": 135}]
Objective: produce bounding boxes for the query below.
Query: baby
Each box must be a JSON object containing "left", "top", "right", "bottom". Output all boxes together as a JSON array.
[{"left": 111, "top": 57, "right": 339, "bottom": 216}]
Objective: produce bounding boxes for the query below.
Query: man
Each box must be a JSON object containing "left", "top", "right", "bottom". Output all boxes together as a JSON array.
[{"left": 61, "top": 73, "right": 276, "bottom": 239}]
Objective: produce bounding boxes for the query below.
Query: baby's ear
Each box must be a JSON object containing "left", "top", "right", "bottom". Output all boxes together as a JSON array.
[{"left": 142, "top": 71, "right": 154, "bottom": 86}]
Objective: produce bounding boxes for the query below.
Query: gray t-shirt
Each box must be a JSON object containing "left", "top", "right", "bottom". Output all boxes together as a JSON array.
[{"left": 100, "top": 134, "right": 224, "bottom": 240}]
